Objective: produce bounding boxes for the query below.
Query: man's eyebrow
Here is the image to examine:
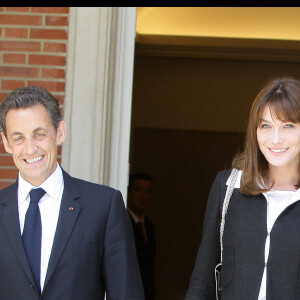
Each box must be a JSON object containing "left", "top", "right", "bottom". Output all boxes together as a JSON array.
[
  {"left": 9, "top": 127, "right": 46, "bottom": 137},
  {"left": 33, "top": 127, "right": 46, "bottom": 133},
  {"left": 10, "top": 131, "right": 23, "bottom": 137}
]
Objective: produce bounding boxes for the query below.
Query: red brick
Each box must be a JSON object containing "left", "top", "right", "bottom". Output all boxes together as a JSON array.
[
  {"left": 42, "top": 68, "right": 65, "bottom": 79},
  {"left": 29, "top": 54, "right": 66, "bottom": 66},
  {"left": 0, "top": 15, "right": 42, "bottom": 26},
  {"left": 59, "top": 107, "right": 64, "bottom": 118},
  {"left": 0, "top": 168, "right": 18, "bottom": 179},
  {"left": 58, "top": 145, "right": 62, "bottom": 155},
  {"left": 30, "top": 29, "right": 67, "bottom": 40},
  {"left": 0, "top": 155, "right": 14, "bottom": 166},
  {"left": 28, "top": 81, "right": 65, "bottom": 92},
  {"left": 46, "top": 16, "right": 68, "bottom": 26},
  {"left": 6, "top": 7, "right": 30, "bottom": 12},
  {"left": 31, "top": 7, "right": 69, "bottom": 13},
  {"left": 0, "top": 181, "right": 15, "bottom": 189},
  {"left": 0, "top": 143, "right": 6, "bottom": 153},
  {"left": 0, "top": 66, "right": 39, "bottom": 78},
  {"left": 5, "top": 27, "right": 28, "bottom": 38},
  {"left": 44, "top": 42, "right": 66, "bottom": 53},
  {"left": 0, "top": 92, "right": 8, "bottom": 103},
  {"left": 0, "top": 93, "right": 8, "bottom": 101},
  {"left": 3, "top": 53, "right": 26, "bottom": 64},
  {"left": 0, "top": 8, "right": 4, "bottom": 12},
  {"left": 0, "top": 41, "right": 40, "bottom": 52},
  {"left": 55, "top": 95, "right": 64, "bottom": 105},
  {"left": 2, "top": 80, "right": 26, "bottom": 90}
]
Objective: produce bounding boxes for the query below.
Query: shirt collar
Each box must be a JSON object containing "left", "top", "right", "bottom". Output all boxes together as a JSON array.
[
  {"left": 128, "top": 208, "right": 145, "bottom": 223},
  {"left": 18, "top": 163, "right": 64, "bottom": 204}
]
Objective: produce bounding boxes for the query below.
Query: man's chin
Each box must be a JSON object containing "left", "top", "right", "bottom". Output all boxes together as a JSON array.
[{"left": 20, "top": 171, "right": 47, "bottom": 185}]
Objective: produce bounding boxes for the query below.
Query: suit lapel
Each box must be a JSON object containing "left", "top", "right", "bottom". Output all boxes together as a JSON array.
[
  {"left": 44, "top": 171, "right": 82, "bottom": 288},
  {"left": 0, "top": 182, "right": 34, "bottom": 283}
]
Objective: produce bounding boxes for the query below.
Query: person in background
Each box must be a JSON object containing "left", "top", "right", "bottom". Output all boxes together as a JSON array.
[
  {"left": 0, "top": 86, "right": 144, "bottom": 300},
  {"left": 185, "top": 77, "right": 300, "bottom": 299},
  {"left": 127, "top": 172, "right": 156, "bottom": 300}
]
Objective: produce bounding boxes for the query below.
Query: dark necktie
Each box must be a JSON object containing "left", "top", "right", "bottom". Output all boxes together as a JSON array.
[
  {"left": 22, "top": 188, "right": 46, "bottom": 294},
  {"left": 137, "top": 221, "right": 147, "bottom": 244}
]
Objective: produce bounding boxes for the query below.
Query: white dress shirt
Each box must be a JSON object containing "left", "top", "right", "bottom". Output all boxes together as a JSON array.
[
  {"left": 128, "top": 208, "right": 148, "bottom": 241},
  {"left": 18, "top": 163, "right": 64, "bottom": 292},
  {"left": 227, "top": 171, "right": 300, "bottom": 300},
  {"left": 128, "top": 208, "right": 145, "bottom": 223}
]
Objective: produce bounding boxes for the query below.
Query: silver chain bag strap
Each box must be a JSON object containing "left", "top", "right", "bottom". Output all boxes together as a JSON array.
[{"left": 214, "top": 168, "right": 239, "bottom": 300}]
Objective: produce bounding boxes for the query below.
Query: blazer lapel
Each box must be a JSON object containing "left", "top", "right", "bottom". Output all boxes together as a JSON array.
[
  {"left": 0, "top": 182, "right": 34, "bottom": 283},
  {"left": 43, "top": 171, "right": 82, "bottom": 288}
]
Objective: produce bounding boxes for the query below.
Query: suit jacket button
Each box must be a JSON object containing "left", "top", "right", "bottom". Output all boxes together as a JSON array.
[{"left": 28, "top": 282, "right": 34, "bottom": 288}]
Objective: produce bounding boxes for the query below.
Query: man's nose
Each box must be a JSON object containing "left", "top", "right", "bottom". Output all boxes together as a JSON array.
[{"left": 24, "top": 138, "right": 37, "bottom": 154}]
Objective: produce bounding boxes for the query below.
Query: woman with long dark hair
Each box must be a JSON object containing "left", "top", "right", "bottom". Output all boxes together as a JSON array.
[{"left": 185, "top": 77, "right": 300, "bottom": 299}]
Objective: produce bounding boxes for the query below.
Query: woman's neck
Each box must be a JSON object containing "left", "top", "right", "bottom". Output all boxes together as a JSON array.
[{"left": 267, "top": 165, "right": 299, "bottom": 191}]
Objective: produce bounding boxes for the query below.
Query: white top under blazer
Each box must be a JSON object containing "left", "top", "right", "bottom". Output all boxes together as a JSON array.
[{"left": 227, "top": 171, "right": 300, "bottom": 300}]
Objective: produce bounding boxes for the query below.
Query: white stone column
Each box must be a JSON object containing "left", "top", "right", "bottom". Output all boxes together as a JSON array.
[{"left": 62, "top": 7, "right": 136, "bottom": 201}]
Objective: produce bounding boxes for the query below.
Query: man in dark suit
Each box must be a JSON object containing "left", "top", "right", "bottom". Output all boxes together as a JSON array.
[
  {"left": 0, "top": 86, "right": 144, "bottom": 300},
  {"left": 127, "top": 173, "right": 156, "bottom": 300}
]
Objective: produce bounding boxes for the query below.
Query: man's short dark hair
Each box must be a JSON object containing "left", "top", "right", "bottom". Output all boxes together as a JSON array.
[
  {"left": 128, "top": 172, "right": 153, "bottom": 190},
  {"left": 0, "top": 86, "right": 62, "bottom": 137}
]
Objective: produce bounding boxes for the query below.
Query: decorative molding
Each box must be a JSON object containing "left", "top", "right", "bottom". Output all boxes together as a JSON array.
[
  {"left": 63, "top": 7, "right": 111, "bottom": 184},
  {"left": 105, "top": 7, "right": 137, "bottom": 200},
  {"left": 135, "top": 34, "right": 300, "bottom": 62},
  {"left": 62, "top": 7, "right": 136, "bottom": 200}
]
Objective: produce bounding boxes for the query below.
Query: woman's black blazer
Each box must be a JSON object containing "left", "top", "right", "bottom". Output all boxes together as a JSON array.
[{"left": 185, "top": 170, "right": 300, "bottom": 300}]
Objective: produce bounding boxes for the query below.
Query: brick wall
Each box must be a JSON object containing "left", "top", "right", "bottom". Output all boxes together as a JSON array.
[{"left": 0, "top": 7, "right": 69, "bottom": 188}]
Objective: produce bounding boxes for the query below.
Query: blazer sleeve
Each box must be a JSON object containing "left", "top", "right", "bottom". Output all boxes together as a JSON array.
[
  {"left": 103, "top": 190, "right": 145, "bottom": 300},
  {"left": 185, "top": 170, "right": 229, "bottom": 300}
]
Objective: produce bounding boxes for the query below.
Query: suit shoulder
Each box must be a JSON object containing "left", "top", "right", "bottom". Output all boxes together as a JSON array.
[
  {"left": 0, "top": 181, "right": 17, "bottom": 196},
  {"left": 71, "top": 176, "right": 118, "bottom": 195},
  {"left": 208, "top": 169, "right": 233, "bottom": 197},
  {"left": 62, "top": 170, "right": 124, "bottom": 208},
  {"left": 215, "top": 169, "right": 232, "bottom": 184}
]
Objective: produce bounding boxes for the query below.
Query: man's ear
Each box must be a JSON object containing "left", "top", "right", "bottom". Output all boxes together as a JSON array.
[
  {"left": 1, "top": 132, "right": 12, "bottom": 154},
  {"left": 56, "top": 120, "right": 66, "bottom": 145}
]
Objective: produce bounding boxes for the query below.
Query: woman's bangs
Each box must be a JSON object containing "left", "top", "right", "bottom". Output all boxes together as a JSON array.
[{"left": 267, "top": 94, "right": 300, "bottom": 123}]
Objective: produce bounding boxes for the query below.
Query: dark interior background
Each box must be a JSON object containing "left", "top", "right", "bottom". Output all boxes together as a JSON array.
[{"left": 129, "top": 44, "right": 300, "bottom": 299}]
